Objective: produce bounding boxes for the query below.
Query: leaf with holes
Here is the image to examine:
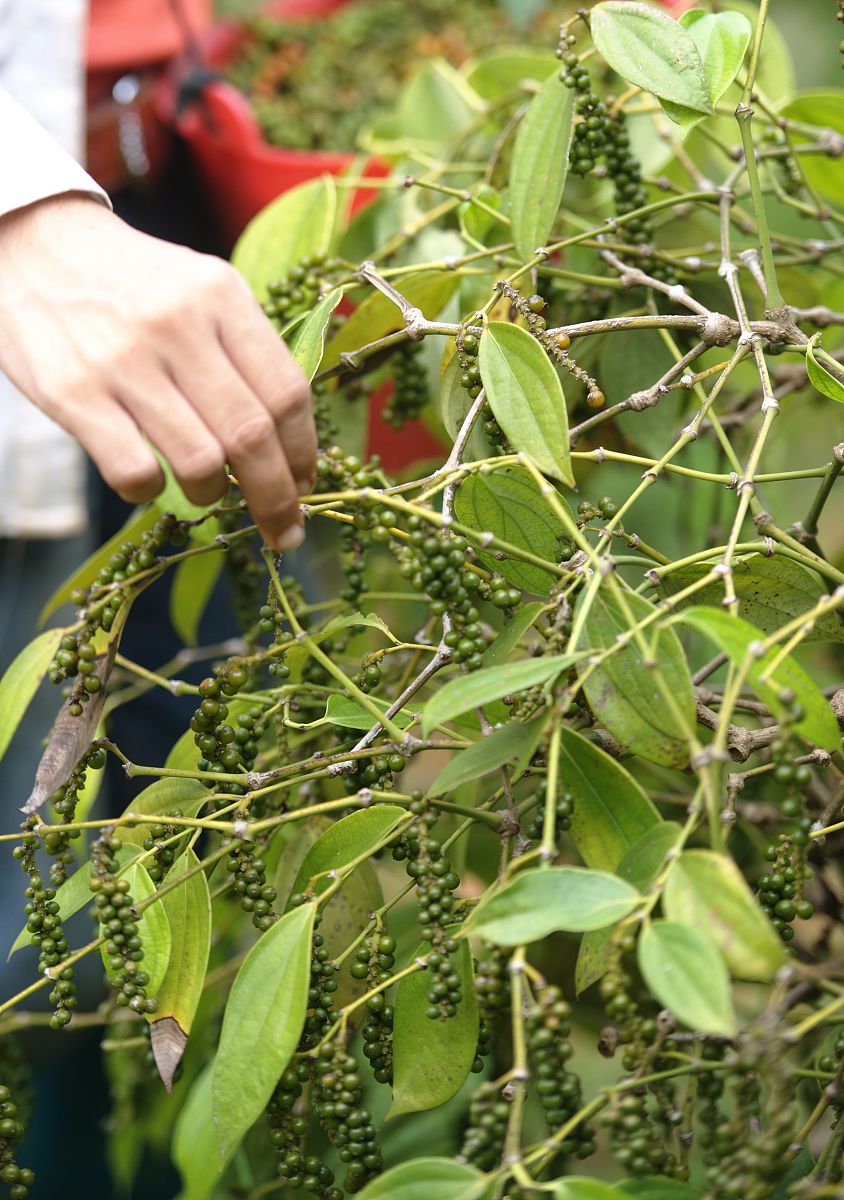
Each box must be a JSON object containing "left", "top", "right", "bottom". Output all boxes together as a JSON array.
[{"left": 479, "top": 323, "right": 573, "bottom": 485}]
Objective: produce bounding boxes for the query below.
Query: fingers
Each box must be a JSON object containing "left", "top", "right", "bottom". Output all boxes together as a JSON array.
[
  {"left": 216, "top": 283, "right": 317, "bottom": 493},
  {"left": 168, "top": 339, "right": 304, "bottom": 550},
  {"left": 116, "top": 372, "right": 229, "bottom": 507},
  {"left": 69, "top": 398, "right": 164, "bottom": 504}
]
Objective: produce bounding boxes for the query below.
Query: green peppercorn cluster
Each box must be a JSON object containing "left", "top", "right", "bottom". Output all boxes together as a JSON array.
[
  {"left": 384, "top": 343, "right": 429, "bottom": 429},
  {"left": 473, "top": 945, "right": 509, "bottom": 1069},
  {"left": 12, "top": 829, "right": 76, "bottom": 1028},
  {"left": 356, "top": 930, "right": 397, "bottom": 1085},
  {"left": 0, "top": 1077, "right": 33, "bottom": 1200},
  {"left": 558, "top": 44, "right": 611, "bottom": 178},
  {"left": 258, "top": 589, "right": 293, "bottom": 680},
  {"left": 49, "top": 514, "right": 179, "bottom": 714},
  {"left": 226, "top": 844, "right": 278, "bottom": 932},
  {"left": 267, "top": 1065, "right": 342, "bottom": 1200},
  {"left": 342, "top": 746, "right": 406, "bottom": 795},
  {"left": 526, "top": 782, "right": 575, "bottom": 843},
  {"left": 601, "top": 1089, "right": 682, "bottom": 1179},
  {"left": 459, "top": 1081, "right": 509, "bottom": 1170},
  {"left": 302, "top": 928, "right": 340, "bottom": 1047},
  {"left": 394, "top": 798, "right": 463, "bottom": 1020},
  {"left": 263, "top": 254, "right": 341, "bottom": 324},
  {"left": 90, "top": 834, "right": 157, "bottom": 1015},
  {"left": 312, "top": 1046, "right": 383, "bottom": 1193},
  {"left": 142, "top": 817, "right": 182, "bottom": 884},
  {"left": 40, "top": 745, "right": 105, "bottom": 885},
  {"left": 577, "top": 495, "right": 619, "bottom": 525},
  {"left": 702, "top": 1058, "right": 797, "bottom": 1200},
  {"left": 190, "top": 662, "right": 259, "bottom": 791},
  {"left": 399, "top": 516, "right": 488, "bottom": 666},
  {"left": 527, "top": 984, "right": 594, "bottom": 1157}
]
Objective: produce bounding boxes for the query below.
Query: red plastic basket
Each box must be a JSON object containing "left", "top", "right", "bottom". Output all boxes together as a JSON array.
[{"left": 155, "top": 0, "right": 388, "bottom": 248}]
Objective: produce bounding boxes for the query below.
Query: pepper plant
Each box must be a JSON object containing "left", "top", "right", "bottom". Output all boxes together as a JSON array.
[{"left": 2, "top": 2, "right": 844, "bottom": 1199}]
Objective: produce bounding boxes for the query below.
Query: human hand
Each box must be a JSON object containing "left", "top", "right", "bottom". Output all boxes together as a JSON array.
[{"left": 0, "top": 194, "right": 315, "bottom": 549}]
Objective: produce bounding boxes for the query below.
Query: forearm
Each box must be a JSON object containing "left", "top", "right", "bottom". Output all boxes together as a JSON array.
[{"left": 0, "top": 87, "right": 110, "bottom": 218}]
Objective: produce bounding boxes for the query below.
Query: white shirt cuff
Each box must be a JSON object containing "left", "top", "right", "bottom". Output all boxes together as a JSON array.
[{"left": 0, "top": 85, "right": 111, "bottom": 218}]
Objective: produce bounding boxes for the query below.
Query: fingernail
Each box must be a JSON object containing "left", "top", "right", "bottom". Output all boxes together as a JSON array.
[{"left": 276, "top": 524, "right": 305, "bottom": 552}]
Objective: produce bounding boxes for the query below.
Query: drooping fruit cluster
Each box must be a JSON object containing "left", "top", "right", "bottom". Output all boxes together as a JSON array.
[
  {"left": 302, "top": 927, "right": 340, "bottom": 1048},
  {"left": 90, "top": 834, "right": 158, "bottom": 1015},
  {"left": 266, "top": 1065, "right": 342, "bottom": 1200},
  {"left": 527, "top": 985, "right": 594, "bottom": 1158},
  {"left": 226, "top": 843, "right": 278, "bottom": 932},
  {"left": 558, "top": 47, "right": 611, "bottom": 178},
  {"left": 40, "top": 745, "right": 105, "bottom": 884},
  {"left": 394, "top": 797, "right": 463, "bottom": 1019},
  {"left": 263, "top": 254, "right": 343, "bottom": 324},
  {"left": 384, "top": 343, "right": 429, "bottom": 428},
  {"left": 526, "top": 781, "right": 575, "bottom": 843},
  {"left": 49, "top": 514, "right": 180, "bottom": 713},
  {"left": 459, "top": 1081, "right": 510, "bottom": 1170},
  {"left": 12, "top": 828, "right": 76, "bottom": 1028},
  {"left": 312, "top": 1045, "right": 383, "bottom": 1193},
  {"left": 190, "top": 661, "right": 260, "bottom": 792},
  {"left": 399, "top": 517, "right": 487, "bottom": 664},
  {"left": 600, "top": 1088, "right": 683, "bottom": 1180},
  {"left": 357, "top": 930, "right": 397, "bottom": 1085},
  {"left": 0, "top": 1077, "right": 33, "bottom": 1200}
]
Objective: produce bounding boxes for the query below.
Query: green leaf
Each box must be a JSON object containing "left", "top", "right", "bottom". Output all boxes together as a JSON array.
[
  {"left": 662, "top": 10, "right": 751, "bottom": 128},
  {"left": 656, "top": 554, "right": 844, "bottom": 643},
  {"left": 323, "top": 271, "right": 459, "bottom": 370},
  {"left": 102, "top": 862, "right": 171, "bottom": 998},
  {"left": 287, "top": 287, "right": 344, "bottom": 381},
  {"left": 510, "top": 70, "right": 575, "bottom": 258},
  {"left": 615, "top": 1179, "right": 704, "bottom": 1200},
  {"left": 554, "top": 1180, "right": 619, "bottom": 1200},
  {"left": 482, "top": 601, "right": 546, "bottom": 667},
  {"left": 462, "top": 867, "right": 641, "bottom": 946},
  {"left": 213, "top": 901, "right": 316, "bottom": 1161},
  {"left": 590, "top": 2, "right": 711, "bottom": 115},
  {"left": 780, "top": 91, "right": 844, "bottom": 204},
  {"left": 364, "top": 60, "right": 480, "bottom": 155},
  {"left": 664, "top": 850, "right": 785, "bottom": 982},
  {"left": 576, "top": 822, "right": 681, "bottom": 994},
  {"left": 440, "top": 345, "right": 495, "bottom": 464},
  {"left": 355, "top": 1158, "right": 487, "bottom": 1200},
  {"left": 454, "top": 466, "right": 572, "bottom": 594},
  {"left": 806, "top": 332, "right": 844, "bottom": 404},
  {"left": 232, "top": 175, "right": 337, "bottom": 302},
  {"left": 169, "top": 552, "right": 223, "bottom": 647},
  {"left": 0, "top": 627, "right": 65, "bottom": 764},
  {"left": 148, "top": 850, "right": 212, "bottom": 1090},
  {"left": 116, "top": 778, "right": 209, "bottom": 847},
  {"left": 421, "top": 652, "right": 584, "bottom": 735},
  {"left": 459, "top": 185, "right": 504, "bottom": 247},
  {"left": 287, "top": 806, "right": 408, "bottom": 901},
  {"left": 319, "top": 858, "right": 383, "bottom": 1012},
  {"left": 8, "top": 844, "right": 142, "bottom": 959},
  {"left": 638, "top": 919, "right": 736, "bottom": 1036},
  {"left": 428, "top": 716, "right": 545, "bottom": 797},
  {"left": 479, "top": 323, "right": 573, "bottom": 485},
  {"left": 323, "top": 694, "right": 412, "bottom": 732},
  {"left": 467, "top": 50, "right": 558, "bottom": 100},
  {"left": 38, "top": 506, "right": 159, "bottom": 624},
  {"left": 578, "top": 588, "right": 696, "bottom": 768},
  {"left": 676, "top": 607, "right": 840, "bottom": 751},
  {"left": 558, "top": 726, "right": 660, "bottom": 872},
  {"left": 389, "top": 940, "right": 479, "bottom": 1117},
  {"left": 173, "top": 1063, "right": 234, "bottom": 1200}
]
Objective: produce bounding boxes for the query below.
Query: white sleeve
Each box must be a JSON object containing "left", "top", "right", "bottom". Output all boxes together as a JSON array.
[{"left": 0, "top": 85, "right": 111, "bottom": 218}]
